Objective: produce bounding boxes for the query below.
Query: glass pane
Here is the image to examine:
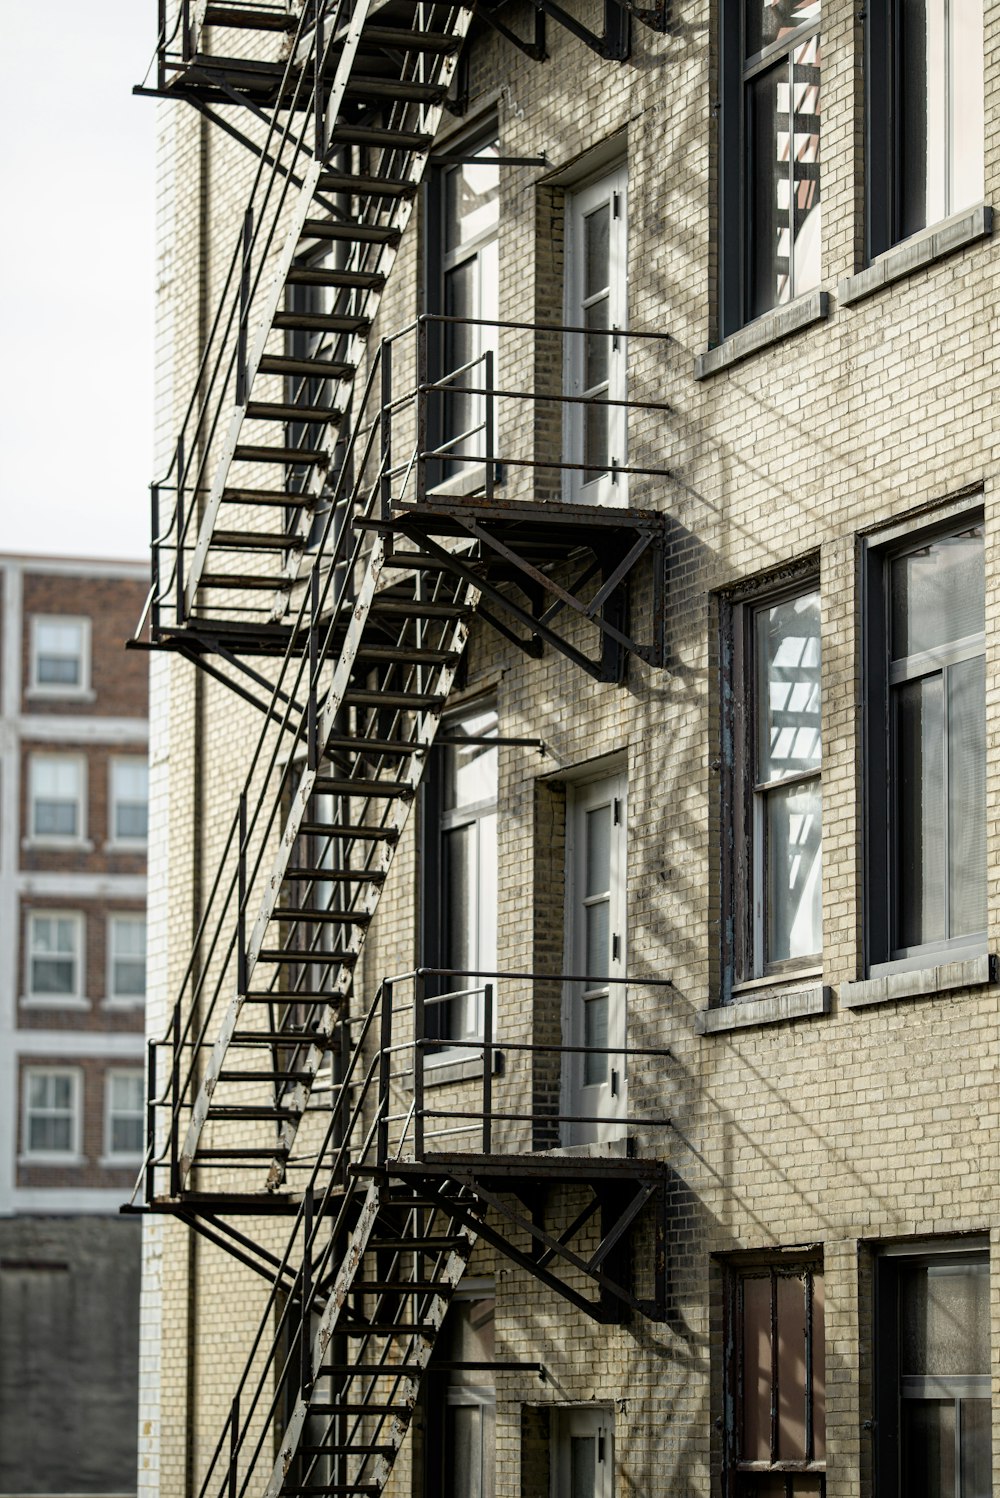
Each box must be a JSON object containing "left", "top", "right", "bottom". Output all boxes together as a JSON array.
[
  {"left": 444, "top": 709, "right": 498, "bottom": 810},
  {"left": 901, "top": 1400, "right": 956, "bottom": 1498},
  {"left": 960, "top": 1399, "right": 992, "bottom": 1498},
  {"left": 757, "top": 591, "right": 821, "bottom": 783},
  {"left": 890, "top": 527, "right": 984, "bottom": 659},
  {"left": 895, "top": 674, "right": 945, "bottom": 949},
  {"left": 445, "top": 1404, "right": 482, "bottom": 1498},
  {"left": 37, "top": 654, "right": 80, "bottom": 685},
  {"left": 749, "top": 63, "right": 791, "bottom": 318},
  {"left": 741, "top": 1275, "right": 772, "bottom": 1460},
  {"left": 478, "top": 812, "right": 498, "bottom": 973},
  {"left": 950, "top": 0, "right": 984, "bottom": 215},
  {"left": 114, "top": 958, "right": 146, "bottom": 997},
  {"left": 443, "top": 823, "right": 473, "bottom": 974},
  {"left": 900, "top": 1260, "right": 990, "bottom": 1376},
  {"left": 584, "top": 995, "right": 608, "bottom": 1085},
  {"left": 32, "top": 957, "right": 75, "bottom": 995},
  {"left": 745, "top": 0, "right": 820, "bottom": 55},
  {"left": 584, "top": 298, "right": 610, "bottom": 392},
  {"left": 28, "top": 1115, "right": 72, "bottom": 1154},
  {"left": 584, "top": 401, "right": 609, "bottom": 477},
  {"left": 899, "top": 0, "right": 947, "bottom": 234},
  {"left": 570, "top": 1436, "right": 596, "bottom": 1498},
  {"left": 948, "top": 655, "right": 986, "bottom": 938},
  {"left": 112, "top": 1115, "right": 144, "bottom": 1156},
  {"left": 52, "top": 1075, "right": 72, "bottom": 1109},
  {"left": 585, "top": 901, "right": 610, "bottom": 978},
  {"left": 765, "top": 778, "right": 822, "bottom": 963},
  {"left": 585, "top": 806, "right": 612, "bottom": 897},
  {"left": 35, "top": 799, "right": 77, "bottom": 837},
  {"left": 29, "top": 1074, "right": 51, "bottom": 1109},
  {"left": 790, "top": 38, "right": 821, "bottom": 296},
  {"left": 584, "top": 204, "right": 610, "bottom": 298},
  {"left": 116, "top": 803, "right": 148, "bottom": 840},
  {"left": 776, "top": 1274, "right": 807, "bottom": 1460},
  {"left": 444, "top": 143, "right": 499, "bottom": 251}
]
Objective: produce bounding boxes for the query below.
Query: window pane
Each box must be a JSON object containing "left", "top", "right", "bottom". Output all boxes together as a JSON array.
[
  {"left": 585, "top": 901, "right": 609, "bottom": 978},
  {"left": 895, "top": 673, "right": 945, "bottom": 949},
  {"left": 950, "top": 0, "right": 984, "bottom": 215},
  {"left": 890, "top": 527, "right": 984, "bottom": 659},
  {"left": 111, "top": 1114, "right": 145, "bottom": 1156},
  {"left": 898, "top": 0, "right": 945, "bottom": 235},
  {"left": 32, "top": 957, "right": 75, "bottom": 995},
  {"left": 948, "top": 654, "right": 986, "bottom": 937},
  {"left": 790, "top": 38, "right": 821, "bottom": 296},
  {"left": 960, "top": 1399, "right": 992, "bottom": 1498},
  {"left": 584, "top": 297, "right": 610, "bottom": 391},
  {"left": 749, "top": 63, "right": 791, "bottom": 318},
  {"left": 757, "top": 591, "right": 821, "bottom": 783},
  {"left": 28, "top": 1115, "right": 72, "bottom": 1153},
  {"left": 900, "top": 1261, "right": 990, "bottom": 1376},
  {"left": 741, "top": 1275, "right": 772, "bottom": 1460},
  {"left": 745, "top": 0, "right": 820, "bottom": 55},
  {"left": 584, "top": 204, "right": 610, "bottom": 298},
  {"left": 901, "top": 1400, "right": 956, "bottom": 1498},
  {"left": 583, "top": 995, "right": 608, "bottom": 1085},
  {"left": 585, "top": 806, "right": 611, "bottom": 897},
  {"left": 446, "top": 1404, "right": 482, "bottom": 1498},
  {"left": 444, "top": 144, "right": 499, "bottom": 251},
  {"left": 570, "top": 1436, "right": 596, "bottom": 1498},
  {"left": 36, "top": 800, "right": 78, "bottom": 837},
  {"left": 776, "top": 1274, "right": 807, "bottom": 1460},
  {"left": 443, "top": 823, "right": 473, "bottom": 973},
  {"left": 443, "top": 710, "right": 498, "bottom": 810},
  {"left": 765, "top": 777, "right": 822, "bottom": 963}
]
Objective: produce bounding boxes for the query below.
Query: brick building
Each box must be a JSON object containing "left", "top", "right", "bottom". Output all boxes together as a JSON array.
[
  {"left": 137, "top": 4, "right": 999, "bottom": 1498},
  {"left": 0, "top": 553, "right": 149, "bottom": 1493}
]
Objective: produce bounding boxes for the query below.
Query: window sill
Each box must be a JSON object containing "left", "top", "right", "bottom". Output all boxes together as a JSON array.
[
  {"left": 20, "top": 995, "right": 90, "bottom": 1012},
  {"left": 697, "top": 983, "right": 831, "bottom": 1035},
  {"left": 840, "top": 952, "right": 997, "bottom": 1010},
  {"left": 26, "top": 687, "right": 96, "bottom": 704},
  {"left": 18, "top": 1153, "right": 85, "bottom": 1167},
  {"left": 98, "top": 1154, "right": 143, "bottom": 1169},
  {"left": 103, "top": 840, "right": 148, "bottom": 855},
  {"left": 100, "top": 996, "right": 146, "bottom": 1012},
  {"left": 694, "top": 290, "right": 830, "bottom": 380},
  {"left": 838, "top": 205, "right": 993, "bottom": 308},
  {"left": 22, "top": 837, "right": 93, "bottom": 853},
  {"left": 407, "top": 1049, "right": 503, "bottom": 1089}
]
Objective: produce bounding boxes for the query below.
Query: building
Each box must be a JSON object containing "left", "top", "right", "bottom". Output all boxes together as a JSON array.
[
  {"left": 0, "top": 553, "right": 149, "bottom": 1494},
  {"left": 137, "top": 4, "right": 999, "bottom": 1498}
]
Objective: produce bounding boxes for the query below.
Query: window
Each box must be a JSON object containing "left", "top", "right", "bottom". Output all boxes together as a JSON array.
[
  {"left": 720, "top": 0, "right": 822, "bottom": 336},
  {"left": 865, "top": 520, "right": 985, "bottom": 972},
  {"left": 29, "top": 755, "right": 85, "bottom": 841},
  {"left": 867, "top": 0, "right": 985, "bottom": 258},
  {"left": 724, "top": 1257, "right": 826, "bottom": 1498},
  {"left": 30, "top": 616, "right": 89, "bottom": 694},
  {"left": 421, "top": 703, "right": 498, "bottom": 1049},
  {"left": 427, "top": 132, "right": 499, "bottom": 492},
  {"left": 26, "top": 911, "right": 84, "bottom": 1000},
  {"left": 424, "top": 1288, "right": 496, "bottom": 1498},
  {"left": 22, "top": 1067, "right": 81, "bottom": 1159},
  {"left": 874, "top": 1242, "right": 991, "bottom": 1498},
  {"left": 564, "top": 164, "right": 628, "bottom": 506},
  {"left": 108, "top": 914, "right": 147, "bottom": 1002},
  {"left": 725, "top": 583, "right": 822, "bottom": 991},
  {"left": 552, "top": 1407, "right": 614, "bottom": 1498},
  {"left": 104, "top": 1070, "right": 145, "bottom": 1160},
  {"left": 109, "top": 757, "right": 149, "bottom": 844}
]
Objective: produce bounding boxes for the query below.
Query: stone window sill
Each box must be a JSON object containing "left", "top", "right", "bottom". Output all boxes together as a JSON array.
[
  {"left": 20, "top": 995, "right": 90, "bottom": 1012},
  {"left": 18, "top": 1153, "right": 85, "bottom": 1168},
  {"left": 694, "top": 290, "right": 830, "bottom": 380},
  {"left": 840, "top": 953, "right": 997, "bottom": 1010},
  {"left": 697, "top": 983, "right": 831, "bottom": 1035},
  {"left": 839, "top": 205, "right": 993, "bottom": 307}
]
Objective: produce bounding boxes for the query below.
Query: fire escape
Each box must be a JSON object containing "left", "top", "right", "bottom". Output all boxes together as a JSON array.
[{"left": 132, "top": 4, "right": 678, "bottom": 1496}]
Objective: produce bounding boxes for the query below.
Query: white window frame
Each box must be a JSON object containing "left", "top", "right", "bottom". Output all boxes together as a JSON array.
[
  {"left": 28, "top": 753, "right": 87, "bottom": 847},
  {"left": 106, "top": 913, "right": 148, "bottom": 1006},
  {"left": 564, "top": 163, "right": 628, "bottom": 507},
  {"left": 24, "top": 909, "right": 86, "bottom": 1007},
  {"left": 551, "top": 1406, "right": 614, "bottom": 1498},
  {"left": 21, "top": 1066, "right": 83, "bottom": 1163},
  {"left": 102, "top": 1068, "right": 145, "bottom": 1164},
  {"left": 107, "top": 756, "right": 149, "bottom": 849},
  {"left": 28, "top": 615, "right": 92, "bottom": 698}
]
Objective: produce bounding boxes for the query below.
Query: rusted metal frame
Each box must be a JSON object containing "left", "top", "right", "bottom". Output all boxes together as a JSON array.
[
  {"left": 300, "top": 1187, "right": 314, "bottom": 1391},
  {"left": 537, "top": 554, "right": 603, "bottom": 628},
  {"left": 377, "top": 980, "right": 393, "bottom": 1164},
  {"left": 228, "top": 1393, "right": 239, "bottom": 1498},
  {"left": 589, "top": 1181, "right": 655, "bottom": 1270},
  {"left": 237, "top": 794, "right": 249, "bottom": 997},
  {"left": 472, "top": 2, "right": 547, "bottom": 59},
  {"left": 420, "top": 311, "right": 672, "bottom": 343},
  {"left": 420, "top": 378, "right": 674, "bottom": 415},
  {"left": 526, "top": 0, "right": 628, "bottom": 59},
  {"left": 481, "top": 983, "right": 493, "bottom": 1153},
  {"left": 474, "top": 600, "right": 545, "bottom": 659},
  {"left": 177, "top": 1210, "right": 299, "bottom": 1293},
  {"left": 169, "top": 1001, "right": 182, "bottom": 1196},
  {"left": 416, "top": 963, "right": 674, "bottom": 989},
  {"left": 586, "top": 531, "right": 654, "bottom": 618},
  {"left": 173, "top": 642, "right": 293, "bottom": 729},
  {"left": 533, "top": 1194, "right": 601, "bottom": 1270},
  {"left": 145, "top": 1040, "right": 157, "bottom": 1204}
]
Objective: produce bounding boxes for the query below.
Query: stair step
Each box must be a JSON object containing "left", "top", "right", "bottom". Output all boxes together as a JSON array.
[
  {"left": 241, "top": 992, "right": 338, "bottom": 1004},
  {"left": 195, "top": 1147, "right": 288, "bottom": 1159},
  {"left": 283, "top": 1487, "right": 380, "bottom": 1496},
  {"left": 206, "top": 1104, "right": 299, "bottom": 1121},
  {"left": 204, "top": 3, "right": 297, "bottom": 28},
  {"left": 316, "top": 171, "right": 416, "bottom": 199},
  {"left": 257, "top": 945, "right": 359, "bottom": 962},
  {"left": 245, "top": 401, "right": 342, "bottom": 424},
  {"left": 217, "top": 1070, "right": 314, "bottom": 1083},
  {"left": 234, "top": 443, "right": 327, "bottom": 465},
  {"left": 366, "top": 1237, "right": 468, "bottom": 1252},
  {"left": 311, "top": 776, "right": 414, "bottom": 798},
  {"left": 385, "top": 551, "right": 453, "bottom": 571},
  {"left": 201, "top": 572, "right": 277, "bottom": 590},
  {"left": 297, "top": 822, "right": 399, "bottom": 842},
  {"left": 298, "top": 1445, "right": 394, "bottom": 1458},
  {"left": 350, "top": 1282, "right": 442, "bottom": 1294},
  {"left": 341, "top": 1323, "right": 431, "bottom": 1337},
  {"left": 273, "top": 906, "right": 372, "bottom": 925},
  {"left": 210, "top": 529, "right": 301, "bottom": 552},
  {"left": 369, "top": 597, "right": 469, "bottom": 619},
  {"left": 231, "top": 1031, "right": 331, "bottom": 1045},
  {"left": 330, "top": 124, "right": 434, "bottom": 152},
  {"left": 221, "top": 486, "right": 315, "bottom": 507},
  {"left": 300, "top": 219, "right": 401, "bottom": 246},
  {"left": 360, "top": 24, "right": 462, "bottom": 52},
  {"left": 324, "top": 735, "right": 423, "bottom": 758},
  {"left": 259, "top": 353, "right": 353, "bottom": 380},
  {"left": 286, "top": 265, "right": 386, "bottom": 291},
  {"left": 272, "top": 310, "right": 371, "bottom": 336},
  {"left": 344, "top": 75, "right": 448, "bottom": 103},
  {"left": 283, "top": 866, "right": 387, "bottom": 883},
  {"left": 354, "top": 644, "right": 460, "bottom": 666},
  {"left": 305, "top": 1401, "right": 408, "bottom": 1415},
  {"left": 343, "top": 688, "right": 445, "bottom": 710}
]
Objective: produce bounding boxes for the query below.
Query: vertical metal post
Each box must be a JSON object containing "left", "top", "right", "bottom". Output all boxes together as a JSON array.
[
  {"left": 181, "top": 0, "right": 192, "bottom": 61},
  {"left": 308, "top": 568, "right": 320, "bottom": 771},
  {"left": 482, "top": 984, "right": 494, "bottom": 1154},
  {"left": 313, "top": 0, "right": 325, "bottom": 160},
  {"left": 145, "top": 1040, "right": 157, "bottom": 1205},
  {"left": 301, "top": 1187, "right": 314, "bottom": 1392},
  {"left": 237, "top": 793, "right": 248, "bottom": 996},
  {"left": 484, "top": 349, "right": 495, "bottom": 502},
  {"left": 416, "top": 317, "right": 428, "bottom": 505},
  {"left": 377, "top": 980, "right": 393, "bottom": 1165},
  {"left": 380, "top": 339, "right": 393, "bottom": 521},
  {"left": 228, "top": 1394, "right": 239, "bottom": 1498},
  {"left": 413, "top": 973, "right": 425, "bottom": 1160},
  {"left": 150, "top": 485, "right": 161, "bottom": 640},
  {"left": 169, "top": 1000, "right": 181, "bottom": 1197},
  {"left": 235, "top": 209, "right": 253, "bottom": 408},
  {"left": 157, "top": 0, "right": 167, "bottom": 100},
  {"left": 175, "top": 436, "right": 186, "bottom": 626}
]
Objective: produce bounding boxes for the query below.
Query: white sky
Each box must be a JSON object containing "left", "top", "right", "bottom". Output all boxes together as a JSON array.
[{"left": 0, "top": 0, "right": 156, "bottom": 562}]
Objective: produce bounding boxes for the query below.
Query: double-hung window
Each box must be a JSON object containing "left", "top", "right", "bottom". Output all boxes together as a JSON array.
[
  {"left": 30, "top": 616, "right": 89, "bottom": 694},
  {"left": 564, "top": 164, "right": 628, "bottom": 505},
  {"left": 108, "top": 914, "right": 147, "bottom": 1003},
  {"left": 865, "top": 520, "right": 985, "bottom": 971},
  {"left": 720, "top": 0, "right": 822, "bottom": 335},
  {"left": 104, "top": 1070, "right": 145, "bottom": 1160},
  {"left": 22, "top": 1067, "right": 81, "bottom": 1159},
  {"left": 725, "top": 583, "right": 822, "bottom": 992},
  {"left": 109, "top": 757, "right": 149, "bottom": 846},
  {"left": 26, "top": 911, "right": 84, "bottom": 1001},
  {"left": 874, "top": 1241, "right": 991, "bottom": 1498},
  {"left": 29, "top": 755, "right": 85, "bottom": 842},
  {"left": 867, "top": 0, "right": 985, "bottom": 257}
]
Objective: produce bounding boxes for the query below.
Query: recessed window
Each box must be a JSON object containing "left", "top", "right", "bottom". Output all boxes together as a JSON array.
[
  {"left": 109, "top": 758, "right": 149, "bottom": 845},
  {"left": 875, "top": 1242, "right": 991, "bottom": 1498},
  {"left": 867, "top": 0, "right": 985, "bottom": 258},
  {"left": 104, "top": 1070, "right": 145, "bottom": 1160},
  {"left": 424, "top": 1290, "right": 496, "bottom": 1498},
  {"left": 865, "top": 519, "right": 985, "bottom": 972},
  {"left": 564, "top": 164, "right": 628, "bottom": 506},
  {"left": 26, "top": 911, "right": 84, "bottom": 1000},
  {"left": 720, "top": 0, "right": 822, "bottom": 336},
  {"left": 552, "top": 1406, "right": 614, "bottom": 1498},
  {"left": 108, "top": 914, "right": 147, "bottom": 1002},
  {"left": 30, "top": 616, "right": 89, "bottom": 694},
  {"left": 724, "top": 1256, "right": 826, "bottom": 1498},
  {"left": 22, "top": 1067, "right": 81, "bottom": 1159},
  {"left": 29, "top": 755, "right": 85, "bottom": 842}
]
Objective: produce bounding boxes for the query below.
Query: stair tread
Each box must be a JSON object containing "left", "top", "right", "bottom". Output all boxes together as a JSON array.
[
  {"left": 286, "top": 265, "right": 386, "bottom": 290},
  {"left": 234, "top": 444, "right": 327, "bottom": 464},
  {"left": 330, "top": 124, "right": 434, "bottom": 150},
  {"left": 283, "top": 865, "right": 387, "bottom": 882},
  {"left": 297, "top": 822, "right": 399, "bottom": 840},
  {"left": 311, "top": 776, "right": 414, "bottom": 797},
  {"left": 245, "top": 401, "right": 342, "bottom": 424},
  {"left": 316, "top": 171, "right": 416, "bottom": 198},
  {"left": 272, "top": 905, "right": 372, "bottom": 923},
  {"left": 259, "top": 353, "right": 353, "bottom": 379}
]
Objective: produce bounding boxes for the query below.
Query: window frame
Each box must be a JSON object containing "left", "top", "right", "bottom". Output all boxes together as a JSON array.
[
  {"left": 103, "top": 1067, "right": 146, "bottom": 1163},
  {"left": 107, "top": 755, "right": 149, "bottom": 849},
  {"left": 719, "top": 2, "right": 822, "bottom": 339},
  {"left": 28, "top": 753, "right": 87, "bottom": 846},
  {"left": 863, "top": 510, "right": 986, "bottom": 976},
  {"left": 563, "top": 161, "right": 629, "bottom": 507},
  {"left": 873, "top": 1237, "right": 991, "bottom": 1498},
  {"left": 722, "top": 572, "right": 823, "bottom": 997},
  {"left": 21, "top": 1065, "right": 83, "bottom": 1163},
  {"left": 29, "top": 615, "right": 91, "bottom": 697},
  {"left": 106, "top": 912, "right": 147, "bottom": 1006},
  {"left": 423, "top": 1282, "right": 497, "bottom": 1498},
  {"left": 24, "top": 909, "right": 86, "bottom": 1005},
  {"left": 551, "top": 1405, "right": 614, "bottom": 1498}
]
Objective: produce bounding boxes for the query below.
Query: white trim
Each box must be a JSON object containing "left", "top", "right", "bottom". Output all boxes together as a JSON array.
[
  {"left": 28, "top": 614, "right": 92, "bottom": 698},
  {"left": 24, "top": 907, "right": 85, "bottom": 1003},
  {"left": 103, "top": 1066, "right": 146, "bottom": 1162},
  {"left": 0, "top": 553, "right": 146, "bottom": 579},
  {"left": 21, "top": 995, "right": 92, "bottom": 1013},
  {"left": 14, "top": 1031, "right": 144, "bottom": 1058},
  {"left": 18, "top": 871, "right": 147, "bottom": 898},
  {"left": 17, "top": 715, "right": 148, "bottom": 744},
  {"left": 0, "top": 565, "right": 22, "bottom": 1215},
  {"left": 21, "top": 1063, "right": 82, "bottom": 1161},
  {"left": 107, "top": 911, "right": 148, "bottom": 1005},
  {"left": 7, "top": 1186, "right": 136, "bottom": 1213}
]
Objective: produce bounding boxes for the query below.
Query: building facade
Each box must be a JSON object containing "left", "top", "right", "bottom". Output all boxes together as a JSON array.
[
  {"left": 139, "top": 4, "right": 1000, "bottom": 1498},
  {"left": 0, "top": 553, "right": 149, "bottom": 1493}
]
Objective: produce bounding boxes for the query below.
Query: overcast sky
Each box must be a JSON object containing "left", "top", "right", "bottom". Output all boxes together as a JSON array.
[{"left": 0, "top": 1, "right": 156, "bottom": 562}]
